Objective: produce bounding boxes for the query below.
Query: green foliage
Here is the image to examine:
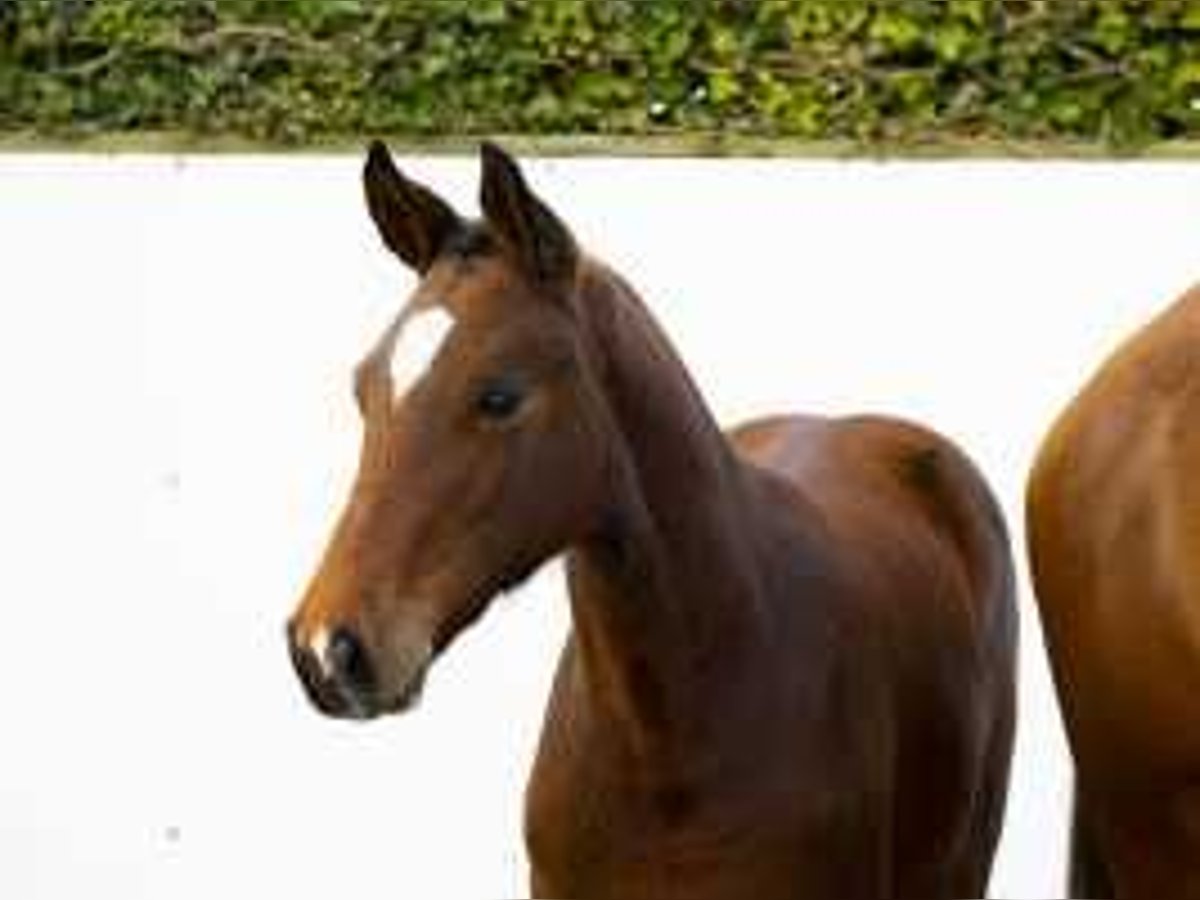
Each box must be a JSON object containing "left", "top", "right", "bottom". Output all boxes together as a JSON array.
[{"left": 1, "top": 0, "right": 1198, "bottom": 148}]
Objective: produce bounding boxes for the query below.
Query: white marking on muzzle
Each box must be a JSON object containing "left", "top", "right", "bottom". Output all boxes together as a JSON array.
[
  {"left": 389, "top": 306, "right": 456, "bottom": 402},
  {"left": 310, "top": 626, "right": 332, "bottom": 678}
]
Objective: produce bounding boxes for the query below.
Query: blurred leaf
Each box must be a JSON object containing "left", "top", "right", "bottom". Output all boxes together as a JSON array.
[{"left": 868, "top": 8, "right": 924, "bottom": 54}]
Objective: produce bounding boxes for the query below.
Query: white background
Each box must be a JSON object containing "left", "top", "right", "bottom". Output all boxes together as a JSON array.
[{"left": 1, "top": 153, "right": 1198, "bottom": 898}]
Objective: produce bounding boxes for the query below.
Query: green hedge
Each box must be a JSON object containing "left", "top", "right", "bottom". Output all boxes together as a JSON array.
[{"left": 2, "top": 0, "right": 1199, "bottom": 149}]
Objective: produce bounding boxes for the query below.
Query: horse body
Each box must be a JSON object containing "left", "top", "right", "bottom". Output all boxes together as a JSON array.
[
  {"left": 525, "top": 264, "right": 1015, "bottom": 899},
  {"left": 288, "top": 143, "right": 1017, "bottom": 899},
  {"left": 1028, "top": 285, "right": 1200, "bottom": 898}
]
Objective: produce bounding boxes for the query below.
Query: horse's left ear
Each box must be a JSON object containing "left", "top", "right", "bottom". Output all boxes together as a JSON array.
[{"left": 479, "top": 142, "right": 577, "bottom": 290}]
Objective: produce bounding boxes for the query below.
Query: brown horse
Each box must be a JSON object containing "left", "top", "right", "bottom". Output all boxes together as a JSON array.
[
  {"left": 1027, "top": 283, "right": 1200, "bottom": 898},
  {"left": 287, "top": 142, "right": 1018, "bottom": 899}
]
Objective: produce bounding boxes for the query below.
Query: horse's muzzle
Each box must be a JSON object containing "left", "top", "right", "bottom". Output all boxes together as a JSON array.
[{"left": 287, "top": 620, "right": 429, "bottom": 720}]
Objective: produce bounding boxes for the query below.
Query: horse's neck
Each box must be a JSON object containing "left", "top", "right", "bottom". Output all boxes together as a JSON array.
[{"left": 565, "top": 261, "right": 768, "bottom": 770}]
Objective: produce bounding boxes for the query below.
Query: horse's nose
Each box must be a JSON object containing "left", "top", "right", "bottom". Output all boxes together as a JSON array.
[
  {"left": 286, "top": 620, "right": 377, "bottom": 718},
  {"left": 287, "top": 618, "right": 340, "bottom": 715}
]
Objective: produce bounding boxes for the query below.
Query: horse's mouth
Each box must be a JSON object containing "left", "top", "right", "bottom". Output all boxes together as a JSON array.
[
  {"left": 341, "top": 643, "right": 433, "bottom": 721},
  {"left": 314, "top": 657, "right": 431, "bottom": 721},
  {"left": 382, "top": 655, "right": 430, "bottom": 716}
]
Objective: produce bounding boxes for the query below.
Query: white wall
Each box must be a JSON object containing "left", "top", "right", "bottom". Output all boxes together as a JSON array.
[{"left": 1, "top": 153, "right": 1198, "bottom": 898}]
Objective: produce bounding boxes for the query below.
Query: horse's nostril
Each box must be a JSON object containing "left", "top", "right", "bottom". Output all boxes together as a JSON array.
[{"left": 328, "top": 626, "right": 376, "bottom": 695}]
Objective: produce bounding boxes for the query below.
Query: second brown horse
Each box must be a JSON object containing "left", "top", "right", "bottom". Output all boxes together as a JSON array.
[
  {"left": 287, "top": 143, "right": 1018, "bottom": 898},
  {"left": 1028, "top": 283, "right": 1200, "bottom": 898}
]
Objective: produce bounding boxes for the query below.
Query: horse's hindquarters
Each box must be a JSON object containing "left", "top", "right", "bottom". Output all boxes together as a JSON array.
[{"left": 1027, "top": 285, "right": 1200, "bottom": 896}]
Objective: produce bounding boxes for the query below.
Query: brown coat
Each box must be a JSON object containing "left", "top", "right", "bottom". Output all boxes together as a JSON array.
[{"left": 1028, "top": 284, "right": 1200, "bottom": 898}]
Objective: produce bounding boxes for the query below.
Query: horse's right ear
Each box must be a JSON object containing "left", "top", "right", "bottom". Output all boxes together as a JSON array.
[
  {"left": 362, "top": 140, "right": 461, "bottom": 273},
  {"left": 479, "top": 141, "right": 577, "bottom": 290}
]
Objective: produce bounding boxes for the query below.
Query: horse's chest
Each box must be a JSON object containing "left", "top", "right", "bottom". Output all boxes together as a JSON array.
[
  {"left": 527, "top": 787, "right": 885, "bottom": 900},
  {"left": 526, "top": 784, "right": 810, "bottom": 900},
  {"left": 525, "top": 733, "right": 884, "bottom": 899},
  {"left": 523, "top": 643, "right": 893, "bottom": 897}
]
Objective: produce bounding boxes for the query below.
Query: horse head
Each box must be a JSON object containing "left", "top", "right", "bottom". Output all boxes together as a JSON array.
[{"left": 287, "top": 143, "right": 613, "bottom": 719}]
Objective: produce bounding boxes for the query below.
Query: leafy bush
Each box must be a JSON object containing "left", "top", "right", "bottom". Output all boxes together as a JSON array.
[{"left": 1, "top": 0, "right": 1198, "bottom": 148}]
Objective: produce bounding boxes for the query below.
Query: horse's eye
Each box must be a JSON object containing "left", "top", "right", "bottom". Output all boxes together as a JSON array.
[{"left": 476, "top": 377, "right": 524, "bottom": 420}]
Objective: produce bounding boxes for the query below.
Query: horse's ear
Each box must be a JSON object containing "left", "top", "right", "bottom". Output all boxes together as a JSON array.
[
  {"left": 363, "top": 140, "right": 461, "bottom": 273},
  {"left": 479, "top": 142, "right": 577, "bottom": 289}
]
